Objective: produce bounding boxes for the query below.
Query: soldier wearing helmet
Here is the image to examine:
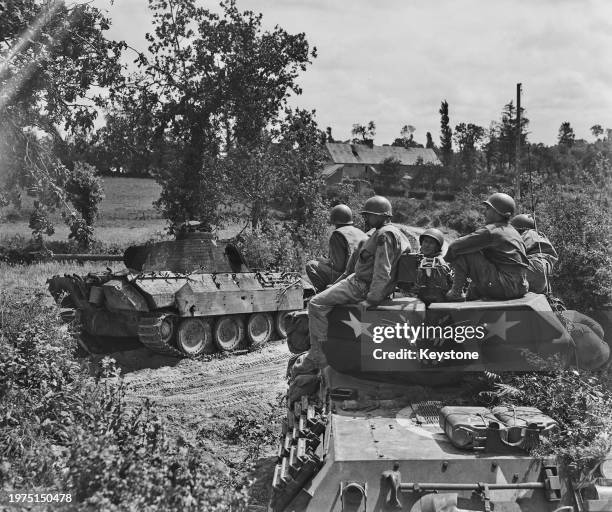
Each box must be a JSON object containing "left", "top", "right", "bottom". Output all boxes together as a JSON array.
[
  {"left": 293, "top": 195, "right": 411, "bottom": 374},
  {"left": 419, "top": 228, "right": 445, "bottom": 257},
  {"left": 305, "top": 204, "right": 367, "bottom": 293},
  {"left": 510, "top": 214, "right": 558, "bottom": 293},
  {"left": 413, "top": 228, "right": 453, "bottom": 304},
  {"left": 444, "top": 192, "right": 529, "bottom": 301}
]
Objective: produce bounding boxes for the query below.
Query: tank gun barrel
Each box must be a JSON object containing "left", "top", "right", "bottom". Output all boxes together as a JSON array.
[
  {"left": 50, "top": 253, "right": 124, "bottom": 262},
  {"left": 400, "top": 482, "right": 545, "bottom": 491}
]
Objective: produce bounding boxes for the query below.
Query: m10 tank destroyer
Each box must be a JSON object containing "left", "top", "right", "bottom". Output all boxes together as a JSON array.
[
  {"left": 48, "top": 225, "right": 309, "bottom": 357},
  {"left": 272, "top": 250, "right": 610, "bottom": 510}
]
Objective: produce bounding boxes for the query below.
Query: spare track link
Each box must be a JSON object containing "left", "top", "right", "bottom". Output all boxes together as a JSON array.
[
  {"left": 137, "top": 314, "right": 183, "bottom": 357},
  {"left": 271, "top": 395, "right": 327, "bottom": 511}
]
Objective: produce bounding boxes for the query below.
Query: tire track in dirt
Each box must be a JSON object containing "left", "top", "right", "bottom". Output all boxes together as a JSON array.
[{"left": 123, "top": 340, "right": 291, "bottom": 413}]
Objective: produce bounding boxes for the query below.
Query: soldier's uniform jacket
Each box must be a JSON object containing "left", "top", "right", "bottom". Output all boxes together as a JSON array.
[
  {"left": 521, "top": 229, "right": 558, "bottom": 264},
  {"left": 445, "top": 223, "right": 529, "bottom": 268},
  {"left": 353, "top": 224, "right": 410, "bottom": 304},
  {"left": 329, "top": 225, "right": 368, "bottom": 274}
]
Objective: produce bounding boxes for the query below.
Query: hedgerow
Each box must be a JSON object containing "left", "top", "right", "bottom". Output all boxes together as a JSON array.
[{"left": 0, "top": 291, "right": 249, "bottom": 511}]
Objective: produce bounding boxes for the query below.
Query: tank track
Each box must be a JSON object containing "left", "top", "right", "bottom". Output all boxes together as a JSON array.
[
  {"left": 271, "top": 395, "right": 328, "bottom": 511},
  {"left": 137, "top": 314, "right": 183, "bottom": 357}
]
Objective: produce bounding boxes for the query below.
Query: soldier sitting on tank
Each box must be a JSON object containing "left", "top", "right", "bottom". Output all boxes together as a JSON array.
[
  {"left": 510, "top": 214, "right": 558, "bottom": 294},
  {"left": 445, "top": 192, "right": 529, "bottom": 301},
  {"left": 413, "top": 228, "right": 453, "bottom": 304},
  {"left": 305, "top": 204, "right": 367, "bottom": 293},
  {"left": 292, "top": 196, "right": 411, "bottom": 374}
]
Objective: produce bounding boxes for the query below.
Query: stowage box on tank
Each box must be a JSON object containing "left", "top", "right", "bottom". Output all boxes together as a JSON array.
[{"left": 48, "top": 228, "right": 308, "bottom": 356}]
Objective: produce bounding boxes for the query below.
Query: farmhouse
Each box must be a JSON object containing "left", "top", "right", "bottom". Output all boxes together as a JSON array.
[{"left": 321, "top": 142, "right": 441, "bottom": 189}]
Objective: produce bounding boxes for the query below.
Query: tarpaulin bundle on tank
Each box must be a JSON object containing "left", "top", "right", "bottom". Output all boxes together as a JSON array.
[{"left": 557, "top": 309, "right": 609, "bottom": 370}]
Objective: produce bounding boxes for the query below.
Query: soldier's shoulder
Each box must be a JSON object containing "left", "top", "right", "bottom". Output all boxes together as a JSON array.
[{"left": 378, "top": 224, "right": 404, "bottom": 239}]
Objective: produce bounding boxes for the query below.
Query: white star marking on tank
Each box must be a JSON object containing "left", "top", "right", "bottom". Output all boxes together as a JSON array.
[
  {"left": 483, "top": 312, "right": 521, "bottom": 341},
  {"left": 342, "top": 311, "right": 372, "bottom": 340}
]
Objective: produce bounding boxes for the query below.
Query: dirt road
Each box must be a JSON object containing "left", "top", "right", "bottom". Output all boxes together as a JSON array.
[
  {"left": 88, "top": 339, "right": 292, "bottom": 447},
  {"left": 121, "top": 340, "right": 290, "bottom": 412}
]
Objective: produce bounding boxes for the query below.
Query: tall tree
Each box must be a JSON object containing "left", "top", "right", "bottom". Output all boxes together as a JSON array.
[
  {"left": 275, "top": 109, "right": 328, "bottom": 241},
  {"left": 498, "top": 101, "right": 529, "bottom": 169},
  {"left": 425, "top": 131, "right": 435, "bottom": 149},
  {"left": 558, "top": 122, "right": 576, "bottom": 147},
  {"left": 483, "top": 122, "right": 501, "bottom": 173},
  {"left": 351, "top": 121, "right": 376, "bottom": 144},
  {"left": 392, "top": 124, "right": 423, "bottom": 148},
  {"left": 591, "top": 124, "right": 604, "bottom": 140},
  {"left": 454, "top": 122, "right": 485, "bottom": 181},
  {"left": 111, "top": 0, "right": 315, "bottom": 226},
  {"left": 439, "top": 100, "right": 452, "bottom": 167},
  {"left": 0, "top": 0, "right": 124, "bottom": 244}
]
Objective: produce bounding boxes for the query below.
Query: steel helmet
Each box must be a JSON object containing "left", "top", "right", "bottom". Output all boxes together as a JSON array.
[
  {"left": 329, "top": 204, "right": 353, "bottom": 225},
  {"left": 482, "top": 192, "right": 516, "bottom": 218},
  {"left": 419, "top": 228, "right": 444, "bottom": 248},
  {"left": 510, "top": 214, "right": 535, "bottom": 231},
  {"left": 361, "top": 195, "right": 392, "bottom": 217}
]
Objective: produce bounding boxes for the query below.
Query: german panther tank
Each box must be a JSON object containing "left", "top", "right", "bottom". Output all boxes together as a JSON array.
[
  {"left": 48, "top": 224, "right": 309, "bottom": 356},
  {"left": 271, "top": 246, "right": 609, "bottom": 510}
]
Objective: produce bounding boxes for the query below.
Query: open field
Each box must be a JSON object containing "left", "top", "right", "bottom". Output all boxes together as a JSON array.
[
  {"left": 97, "top": 176, "right": 163, "bottom": 220},
  {"left": 0, "top": 176, "right": 245, "bottom": 247}
]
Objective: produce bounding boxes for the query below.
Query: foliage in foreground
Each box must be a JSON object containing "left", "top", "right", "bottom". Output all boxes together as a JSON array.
[
  {"left": 484, "top": 360, "right": 612, "bottom": 486},
  {"left": 0, "top": 292, "right": 249, "bottom": 511}
]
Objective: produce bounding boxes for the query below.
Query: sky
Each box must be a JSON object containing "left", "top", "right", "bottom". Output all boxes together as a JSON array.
[{"left": 93, "top": 0, "right": 612, "bottom": 146}]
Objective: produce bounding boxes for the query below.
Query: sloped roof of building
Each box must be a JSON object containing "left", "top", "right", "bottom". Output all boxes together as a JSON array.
[
  {"left": 326, "top": 142, "right": 440, "bottom": 166},
  {"left": 320, "top": 163, "right": 380, "bottom": 181},
  {"left": 321, "top": 163, "right": 344, "bottom": 178}
]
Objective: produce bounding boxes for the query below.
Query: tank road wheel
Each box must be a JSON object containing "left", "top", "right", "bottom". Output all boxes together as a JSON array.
[
  {"left": 213, "top": 315, "right": 246, "bottom": 352},
  {"left": 246, "top": 312, "right": 274, "bottom": 348},
  {"left": 274, "top": 311, "right": 290, "bottom": 339},
  {"left": 176, "top": 318, "right": 214, "bottom": 357},
  {"left": 137, "top": 314, "right": 182, "bottom": 356}
]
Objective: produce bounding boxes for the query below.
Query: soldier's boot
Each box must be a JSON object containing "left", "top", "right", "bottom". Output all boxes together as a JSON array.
[
  {"left": 290, "top": 341, "right": 328, "bottom": 378},
  {"left": 445, "top": 270, "right": 467, "bottom": 302}
]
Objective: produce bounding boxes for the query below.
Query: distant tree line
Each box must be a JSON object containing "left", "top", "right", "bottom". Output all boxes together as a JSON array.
[{"left": 2, "top": 0, "right": 610, "bottom": 248}]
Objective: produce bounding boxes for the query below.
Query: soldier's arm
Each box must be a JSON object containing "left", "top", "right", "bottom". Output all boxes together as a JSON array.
[
  {"left": 331, "top": 239, "right": 363, "bottom": 285},
  {"left": 445, "top": 227, "right": 493, "bottom": 262},
  {"left": 329, "top": 232, "right": 349, "bottom": 273},
  {"left": 366, "top": 233, "right": 397, "bottom": 305}
]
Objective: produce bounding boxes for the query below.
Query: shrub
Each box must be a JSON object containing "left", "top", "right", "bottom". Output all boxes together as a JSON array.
[
  {"left": 218, "top": 407, "right": 283, "bottom": 461},
  {"left": 0, "top": 291, "right": 249, "bottom": 510},
  {"left": 438, "top": 207, "right": 482, "bottom": 234},
  {"left": 484, "top": 361, "right": 612, "bottom": 487},
  {"left": 237, "top": 225, "right": 303, "bottom": 271},
  {"left": 536, "top": 186, "right": 612, "bottom": 310},
  {"left": 389, "top": 197, "right": 420, "bottom": 224},
  {"left": 407, "top": 190, "right": 428, "bottom": 200},
  {"left": 432, "top": 192, "right": 455, "bottom": 201}
]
